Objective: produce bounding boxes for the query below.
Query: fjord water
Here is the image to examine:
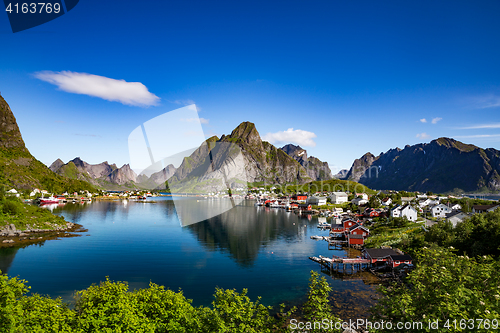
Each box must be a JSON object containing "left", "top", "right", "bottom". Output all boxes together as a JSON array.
[{"left": 0, "top": 198, "right": 376, "bottom": 313}]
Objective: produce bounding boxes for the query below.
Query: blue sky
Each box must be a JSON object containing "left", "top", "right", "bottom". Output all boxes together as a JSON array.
[{"left": 1, "top": 0, "right": 500, "bottom": 173}]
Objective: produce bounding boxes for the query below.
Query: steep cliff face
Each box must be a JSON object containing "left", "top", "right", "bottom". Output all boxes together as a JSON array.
[
  {"left": 344, "top": 152, "right": 377, "bottom": 182},
  {"left": 280, "top": 144, "right": 332, "bottom": 181},
  {"left": 0, "top": 95, "right": 27, "bottom": 151},
  {"left": 345, "top": 138, "right": 500, "bottom": 193},
  {"left": 0, "top": 94, "right": 93, "bottom": 191},
  {"left": 218, "top": 122, "right": 311, "bottom": 184}
]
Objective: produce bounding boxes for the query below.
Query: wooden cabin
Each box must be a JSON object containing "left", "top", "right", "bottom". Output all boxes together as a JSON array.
[{"left": 385, "top": 254, "right": 413, "bottom": 268}]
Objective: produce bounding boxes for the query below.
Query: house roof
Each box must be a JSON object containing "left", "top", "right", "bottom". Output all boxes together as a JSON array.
[
  {"left": 363, "top": 248, "right": 399, "bottom": 259},
  {"left": 446, "top": 211, "right": 466, "bottom": 219},
  {"left": 298, "top": 203, "right": 311, "bottom": 207},
  {"left": 388, "top": 255, "right": 413, "bottom": 261},
  {"left": 349, "top": 224, "right": 369, "bottom": 232},
  {"left": 473, "top": 204, "right": 499, "bottom": 211}
]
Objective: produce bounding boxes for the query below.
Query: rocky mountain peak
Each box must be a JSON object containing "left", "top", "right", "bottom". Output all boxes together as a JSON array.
[
  {"left": 228, "top": 121, "right": 261, "bottom": 146},
  {"left": 49, "top": 158, "right": 64, "bottom": 172},
  {"left": 0, "top": 95, "right": 28, "bottom": 150},
  {"left": 433, "top": 137, "right": 477, "bottom": 152}
]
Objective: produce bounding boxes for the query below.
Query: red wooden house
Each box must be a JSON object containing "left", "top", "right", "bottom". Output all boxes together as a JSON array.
[
  {"left": 291, "top": 194, "right": 308, "bottom": 203},
  {"left": 385, "top": 255, "right": 413, "bottom": 268},
  {"left": 364, "top": 208, "right": 379, "bottom": 217},
  {"left": 362, "top": 248, "right": 399, "bottom": 265},
  {"left": 348, "top": 234, "right": 364, "bottom": 245}
]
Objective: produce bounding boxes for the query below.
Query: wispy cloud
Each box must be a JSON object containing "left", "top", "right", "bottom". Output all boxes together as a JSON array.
[
  {"left": 34, "top": 71, "right": 160, "bottom": 107},
  {"left": 262, "top": 128, "right": 317, "bottom": 147},
  {"left": 419, "top": 118, "right": 427, "bottom": 123},
  {"left": 467, "top": 94, "right": 500, "bottom": 109},
  {"left": 455, "top": 134, "right": 500, "bottom": 139},
  {"left": 172, "top": 99, "right": 201, "bottom": 111},
  {"left": 180, "top": 117, "right": 209, "bottom": 124},
  {"left": 431, "top": 117, "right": 442, "bottom": 124},
  {"left": 456, "top": 123, "right": 500, "bottom": 130},
  {"left": 416, "top": 132, "right": 430, "bottom": 140}
]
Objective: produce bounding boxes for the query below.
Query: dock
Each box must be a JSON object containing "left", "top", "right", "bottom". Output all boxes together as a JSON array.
[{"left": 309, "top": 255, "right": 371, "bottom": 273}]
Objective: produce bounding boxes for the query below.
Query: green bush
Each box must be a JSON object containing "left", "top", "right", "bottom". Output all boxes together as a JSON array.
[{"left": 2, "top": 200, "right": 19, "bottom": 215}]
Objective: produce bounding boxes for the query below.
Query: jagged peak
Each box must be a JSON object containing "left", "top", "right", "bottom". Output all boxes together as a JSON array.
[
  {"left": 281, "top": 143, "right": 304, "bottom": 151},
  {"left": 229, "top": 121, "right": 260, "bottom": 139},
  {"left": 432, "top": 137, "right": 477, "bottom": 152}
]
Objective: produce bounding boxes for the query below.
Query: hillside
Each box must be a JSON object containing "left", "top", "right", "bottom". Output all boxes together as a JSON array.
[
  {"left": 0, "top": 94, "right": 94, "bottom": 193},
  {"left": 344, "top": 137, "right": 500, "bottom": 193}
]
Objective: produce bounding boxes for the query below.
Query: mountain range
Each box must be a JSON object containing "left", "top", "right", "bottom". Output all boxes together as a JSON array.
[
  {"left": 5, "top": 92, "right": 498, "bottom": 194},
  {"left": 343, "top": 137, "right": 500, "bottom": 193},
  {"left": 49, "top": 122, "right": 333, "bottom": 191},
  {"left": 49, "top": 158, "right": 176, "bottom": 191}
]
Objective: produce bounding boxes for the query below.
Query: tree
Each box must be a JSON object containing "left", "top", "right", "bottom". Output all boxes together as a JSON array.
[
  {"left": 372, "top": 247, "right": 500, "bottom": 332},
  {"left": 0, "top": 271, "right": 28, "bottom": 333},
  {"left": 302, "top": 271, "right": 341, "bottom": 332}
]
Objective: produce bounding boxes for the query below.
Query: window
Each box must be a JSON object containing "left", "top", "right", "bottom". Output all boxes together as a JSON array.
[{"left": 395, "top": 261, "right": 400, "bottom": 264}]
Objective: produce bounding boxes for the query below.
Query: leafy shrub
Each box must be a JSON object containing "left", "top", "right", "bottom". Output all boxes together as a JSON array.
[{"left": 2, "top": 200, "right": 19, "bottom": 215}]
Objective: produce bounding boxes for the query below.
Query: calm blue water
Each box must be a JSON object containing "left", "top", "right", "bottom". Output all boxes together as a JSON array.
[{"left": 0, "top": 197, "right": 376, "bottom": 312}]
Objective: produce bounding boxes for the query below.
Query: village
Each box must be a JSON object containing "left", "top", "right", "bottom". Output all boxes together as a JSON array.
[{"left": 250, "top": 188, "right": 500, "bottom": 280}]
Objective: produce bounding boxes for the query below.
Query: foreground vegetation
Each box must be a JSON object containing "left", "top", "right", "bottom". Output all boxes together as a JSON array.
[
  {"left": 0, "top": 270, "right": 344, "bottom": 333},
  {"left": 369, "top": 209, "right": 500, "bottom": 332}
]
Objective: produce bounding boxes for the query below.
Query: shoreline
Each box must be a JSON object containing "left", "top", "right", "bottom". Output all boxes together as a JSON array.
[{"left": 0, "top": 222, "right": 87, "bottom": 248}]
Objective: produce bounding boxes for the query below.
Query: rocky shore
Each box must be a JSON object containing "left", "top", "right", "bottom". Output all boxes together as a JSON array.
[{"left": 0, "top": 222, "right": 83, "bottom": 246}]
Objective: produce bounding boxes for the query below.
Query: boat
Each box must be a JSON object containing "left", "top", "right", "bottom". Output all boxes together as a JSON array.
[{"left": 39, "top": 196, "right": 59, "bottom": 204}]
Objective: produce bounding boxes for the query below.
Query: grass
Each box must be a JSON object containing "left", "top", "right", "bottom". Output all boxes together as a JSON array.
[
  {"left": 0, "top": 196, "right": 68, "bottom": 231},
  {"left": 364, "top": 222, "right": 424, "bottom": 248}
]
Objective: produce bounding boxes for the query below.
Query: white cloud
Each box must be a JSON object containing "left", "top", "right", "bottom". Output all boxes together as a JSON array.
[
  {"left": 419, "top": 118, "right": 427, "bottom": 123},
  {"left": 262, "top": 128, "right": 317, "bottom": 147},
  {"left": 431, "top": 117, "right": 442, "bottom": 124},
  {"left": 181, "top": 117, "right": 209, "bottom": 124},
  {"left": 34, "top": 71, "right": 160, "bottom": 107},
  {"left": 457, "top": 123, "right": 500, "bottom": 130},
  {"left": 416, "top": 132, "right": 430, "bottom": 140}
]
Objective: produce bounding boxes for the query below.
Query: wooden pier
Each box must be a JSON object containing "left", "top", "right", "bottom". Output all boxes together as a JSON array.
[{"left": 309, "top": 255, "right": 371, "bottom": 274}]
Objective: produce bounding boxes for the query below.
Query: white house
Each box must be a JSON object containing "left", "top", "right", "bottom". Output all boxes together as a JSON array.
[
  {"left": 330, "top": 192, "right": 348, "bottom": 204},
  {"left": 7, "top": 189, "right": 20, "bottom": 197},
  {"left": 430, "top": 204, "right": 452, "bottom": 218},
  {"left": 307, "top": 196, "right": 327, "bottom": 206},
  {"left": 419, "top": 198, "right": 440, "bottom": 207},
  {"left": 381, "top": 197, "right": 392, "bottom": 206},
  {"left": 355, "top": 193, "right": 369, "bottom": 200},
  {"left": 391, "top": 205, "right": 418, "bottom": 221},
  {"left": 352, "top": 197, "right": 368, "bottom": 206}
]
